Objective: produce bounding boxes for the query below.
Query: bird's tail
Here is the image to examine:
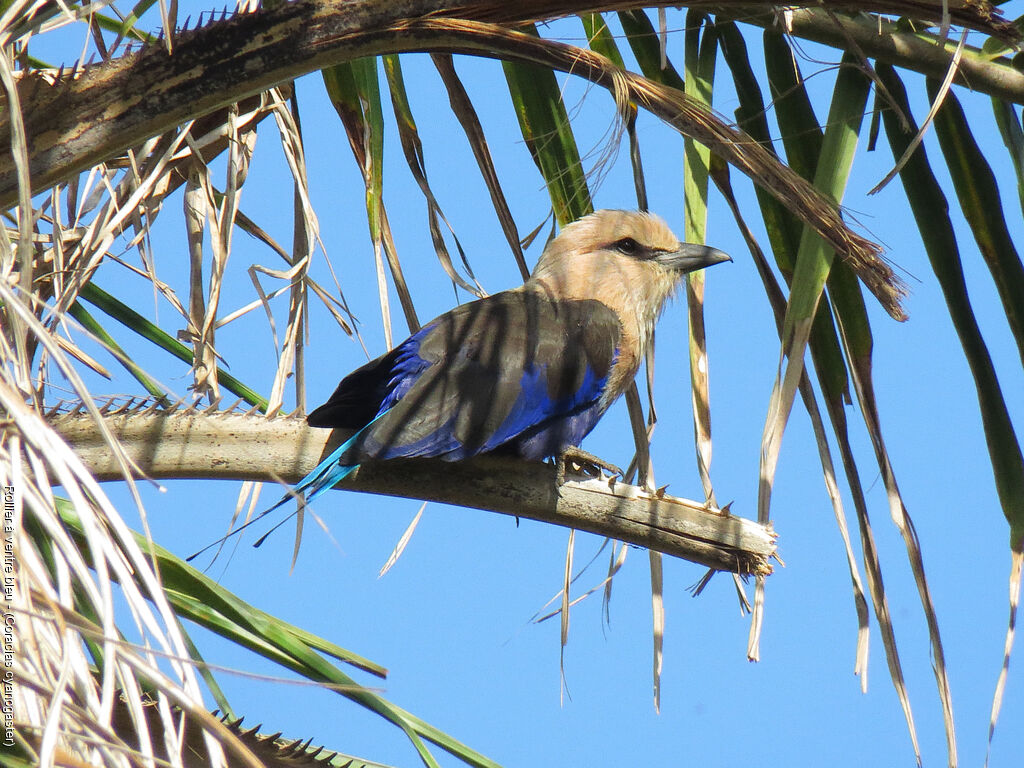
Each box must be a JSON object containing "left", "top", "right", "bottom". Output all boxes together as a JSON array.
[
  {"left": 267, "top": 412, "right": 386, "bottom": 512},
  {"left": 283, "top": 445, "right": 359, "bottom": 508},
  {"left": 186, "top": 416, "right": 381, "bottom": 562}
]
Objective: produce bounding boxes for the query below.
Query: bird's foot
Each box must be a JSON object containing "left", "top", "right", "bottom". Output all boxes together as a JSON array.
[{"left": 556, "top": 446, "right": 624, "bottom": 487}]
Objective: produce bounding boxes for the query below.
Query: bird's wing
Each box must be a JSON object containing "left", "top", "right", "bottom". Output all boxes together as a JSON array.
[
  {"left": 314, "top": 290, "right": 622, "bottom": 462},
  {"left": 307, "top": 335, "right": 431, "bottom": 429}
]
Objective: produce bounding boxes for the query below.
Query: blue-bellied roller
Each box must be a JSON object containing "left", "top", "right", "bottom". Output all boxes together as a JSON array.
[{"left": 278, "top": 209, "right": 729, "bottom": 511}]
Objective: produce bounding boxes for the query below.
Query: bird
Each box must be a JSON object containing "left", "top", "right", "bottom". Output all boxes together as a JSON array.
[{"left": 276, "top": 209, "right": 730, "bottom": 513}]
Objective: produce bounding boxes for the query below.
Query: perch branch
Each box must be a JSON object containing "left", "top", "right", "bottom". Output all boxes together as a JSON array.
[{"left": 45, "top": 404, "right": 777, "bottom": 576}]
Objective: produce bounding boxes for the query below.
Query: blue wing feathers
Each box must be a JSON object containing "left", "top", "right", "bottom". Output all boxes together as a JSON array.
[
  {"left": 306, "top": 328, "right": 433, "bottom": 429},
  {"left": 286, "top": 292, "right": 623, "bottom": 509},
  {"left": 479, "top": 362, "right": 609, "bottom": 457}
]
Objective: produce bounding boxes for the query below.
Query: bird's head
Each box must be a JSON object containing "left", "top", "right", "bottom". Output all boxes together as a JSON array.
[{"left": 529, "top": 209, "right": 731, "bottom": 339}]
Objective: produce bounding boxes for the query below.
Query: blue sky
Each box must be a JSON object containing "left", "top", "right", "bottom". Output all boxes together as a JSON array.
[{"left": 47, "top": 3, "right": 1024, "bottom": 766}]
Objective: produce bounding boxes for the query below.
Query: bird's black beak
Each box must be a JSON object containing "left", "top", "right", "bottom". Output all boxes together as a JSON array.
[{"left": 659, "top": 243, "right": 732, "bottom": 272}]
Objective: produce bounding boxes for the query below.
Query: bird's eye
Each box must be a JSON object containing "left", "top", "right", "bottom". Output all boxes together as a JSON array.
[{"left": 615, "top": 238, "right": 640, "bottom": 255}]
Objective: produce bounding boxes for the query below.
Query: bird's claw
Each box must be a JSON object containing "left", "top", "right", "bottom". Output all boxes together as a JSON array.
[{"left": 555, "top": 447, "right": 624, "bottom": 489}]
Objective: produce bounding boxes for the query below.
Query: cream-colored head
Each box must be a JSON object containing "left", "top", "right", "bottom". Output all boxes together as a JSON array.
[{"left": 530, "top": 209, "right": 728, "bottom": 342}]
